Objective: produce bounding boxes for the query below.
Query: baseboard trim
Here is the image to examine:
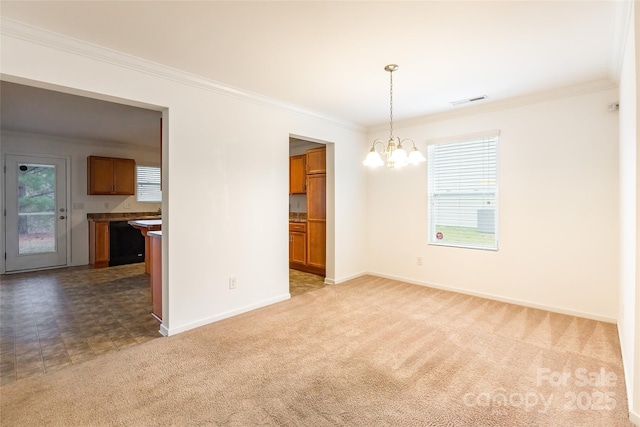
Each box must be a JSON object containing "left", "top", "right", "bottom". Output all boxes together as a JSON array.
[
  {"left": 162, "top": 293, "right": 291, "bottom": 336},
  {"left": 365, "top": 272, "right": 617, "bottom": 323},
  {"left": 617, "top": 324, "right": 634, "bottom": 421},
  {"left": 630, "top": 409, "right": 640, "bottom": 426},
  {"left": 333, "top": 272, "right": 367, "bottom": 285},
  {"left": 159, "top": 323, "right": 169, "bottom": 337}
]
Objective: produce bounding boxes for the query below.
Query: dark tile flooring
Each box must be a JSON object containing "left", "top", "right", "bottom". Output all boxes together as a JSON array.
[
  {"left": 0, "top": 263, "right": 160, "bottom": 386},
  {"left": 0, "top": 265, "right": 325, "bottom": 387}
]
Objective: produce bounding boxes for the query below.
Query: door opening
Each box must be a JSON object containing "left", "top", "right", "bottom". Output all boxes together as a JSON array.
[
  {"left": 288, "top": 137, "right": 327, "bottom": 296},
  {"left": 4, "top": 154, "right": 69, "bottom": 272}
]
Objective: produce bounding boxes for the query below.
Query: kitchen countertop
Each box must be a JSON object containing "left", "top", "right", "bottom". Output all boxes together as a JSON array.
[
  {"left": 128, "top": 219, "right": 162, "bottom": 227},
  {"left": 289, "top": 212, "right": 307, "bottom": 223},
  {"left": 87, "top": 212, "right": 161, "bottom": 222}
]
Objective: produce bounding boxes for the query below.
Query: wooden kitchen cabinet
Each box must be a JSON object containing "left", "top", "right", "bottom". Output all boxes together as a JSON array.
[
  {"left": 289, "top": 155, "right": 306, "bottom": 194},
  {"left": 89, "top": 220, "right": 110, "bottom": 268},
  {"left": 306, "top": 147, "right": 326, "bottom": 175},
  {"left": 289, "top": 223, "right": 307, "bottom": 266},
  {"left": 87, "top": 156, "right": 136, "bottom": 195},
  {"left": 306, "top": 173, "right": 326, "bottom": 275}
]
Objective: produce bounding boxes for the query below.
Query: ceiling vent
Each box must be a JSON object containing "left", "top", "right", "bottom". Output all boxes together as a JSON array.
[{"left": 450, "top": 95, "right": 488, "bottom": 106}]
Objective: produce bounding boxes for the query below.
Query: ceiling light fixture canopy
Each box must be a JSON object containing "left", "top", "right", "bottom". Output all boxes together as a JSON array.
[{"left": 363, "top": 64, "right": 426, "bottom": 169}]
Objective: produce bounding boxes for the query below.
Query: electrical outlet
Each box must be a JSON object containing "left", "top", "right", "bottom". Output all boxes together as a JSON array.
[
  {"left": 124, "top": 202, "right": 131, "bottom": 209},
  {"left": 229, "top": 277, "right": 237, "bottom": 289},
  {"left": 417, "top": 257, "right": 423, "bottom": 266},
  {"left": 104, "top": 203, "right": 110, "bottom": 209}
]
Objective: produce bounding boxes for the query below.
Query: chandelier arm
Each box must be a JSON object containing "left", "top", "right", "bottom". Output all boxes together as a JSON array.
[
  {"left": 400, "top": 138, "right": 416, "bottom": 147},
  {"left": 372, "top": 139, "right": 386, "bottom": 154}
]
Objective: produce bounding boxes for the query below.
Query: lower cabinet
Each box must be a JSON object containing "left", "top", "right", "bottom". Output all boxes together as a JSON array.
[
  {"left": 290, "top": 232, "right": 306, "bottom": 265},
  {"left": 289, "top": 222, "right": 307, "bottom": 268},
  {"left": 89, "top": 220, "right": 110, "bottom": 268}
]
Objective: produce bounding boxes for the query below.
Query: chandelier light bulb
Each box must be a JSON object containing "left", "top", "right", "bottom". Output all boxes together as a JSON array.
[
  {"left": 408, "top": 146, "right": 427, "bottom": 164},
  {"left": 363, "top": 148, "right": 384, "bottom": 167}
]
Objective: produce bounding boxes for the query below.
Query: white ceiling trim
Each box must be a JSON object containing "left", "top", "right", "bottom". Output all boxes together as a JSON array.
[
  {"left": 369, "top": 78, "right": 618, "bottom": 135},
  {"left": 609, "top": 0, "right": 634, "bottom": 83},
  {"left": 1, "top": 17, "right": 364, "bottom": 133}
]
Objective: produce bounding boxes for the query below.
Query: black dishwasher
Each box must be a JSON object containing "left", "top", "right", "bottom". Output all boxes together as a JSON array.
[{"left": 109, "top": 221, "right": 145, "bottom": 267}]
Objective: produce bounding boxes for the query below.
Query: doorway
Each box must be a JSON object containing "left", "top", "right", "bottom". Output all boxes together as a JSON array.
[
  {"left": 288, "top": 137, "right": 327, "bottom": 295},
  {"left": 4, "top": 154, "right": 69, "bottom": 272}
]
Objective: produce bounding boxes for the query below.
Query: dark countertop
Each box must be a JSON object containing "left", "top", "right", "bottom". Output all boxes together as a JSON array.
[
  {"left": 289, "top": 212, "right": 307, "bottom": 223},
  {"left": 87, "top": 212, "right": 161, "bottom": 222}
]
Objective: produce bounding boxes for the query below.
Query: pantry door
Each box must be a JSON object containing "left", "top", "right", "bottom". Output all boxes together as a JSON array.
[{"left": 5, "top": 155, "right": 68, "bottom": 272}]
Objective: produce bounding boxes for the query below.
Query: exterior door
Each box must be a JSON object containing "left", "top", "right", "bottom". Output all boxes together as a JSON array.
[{"left": 5, "top": 155, "right": 68, "bottom": 272}]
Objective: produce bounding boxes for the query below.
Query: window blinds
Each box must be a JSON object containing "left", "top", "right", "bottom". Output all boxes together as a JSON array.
[
  {"left": 428, "top": 136, "right": 498, "bottom": 250},
  {"left": 136, "top": 165, "right": 161, "bottom": 203}
]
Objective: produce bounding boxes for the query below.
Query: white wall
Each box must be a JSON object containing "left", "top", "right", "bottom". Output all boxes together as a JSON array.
[
  {"left": 618, "top": 2, "right": 640, "bottom": 424},
  {"left": 1, "top": 131, "right": 161, "bottom": 267},
  {"left": 366, "top": 87, "right": 620, "bottom": 321},
  {"left": 0, "top": 20, "right": 368, "bottom": 335}
]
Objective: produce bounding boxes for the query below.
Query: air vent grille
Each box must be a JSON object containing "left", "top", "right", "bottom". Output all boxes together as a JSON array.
[{"left": 451, "top": 95, "right": 488, "bottom": 106}]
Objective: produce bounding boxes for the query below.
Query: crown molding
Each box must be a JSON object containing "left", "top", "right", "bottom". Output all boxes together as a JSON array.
[
  {"left": 0, "top": 17, "right": 363, "bottom": 133},
  {"left": 610, "top": 0, "right": 634, "bottom": 84},
  {"left": 369, "top": 78, "right": 619, "bottom": 133}
]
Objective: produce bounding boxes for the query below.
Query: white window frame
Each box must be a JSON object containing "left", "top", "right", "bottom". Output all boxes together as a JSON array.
[
  {"left": 427, "top": 130, "right": 500, "bottom": 251},
  {"left": 136, "top": 164, "right": 162, "bottom": 203}
]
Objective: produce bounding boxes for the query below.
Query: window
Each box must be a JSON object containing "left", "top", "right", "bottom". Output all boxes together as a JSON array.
[
  {"left": 428, "top": 132, "right": 498, "bottom": 250},
  {"left": 136, "top": 165, "right": 161, "bottom": 202}
]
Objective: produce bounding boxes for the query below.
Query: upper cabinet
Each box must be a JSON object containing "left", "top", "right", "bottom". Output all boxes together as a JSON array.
[
  {"left": 87, "top": 156, "right": 136, "bottom": 195},
  {"left": 306, "top": 147, "right": 326, "bottom": 175},
  {"left": 289, "top": 155, "right": 306, "bottom": 194}
]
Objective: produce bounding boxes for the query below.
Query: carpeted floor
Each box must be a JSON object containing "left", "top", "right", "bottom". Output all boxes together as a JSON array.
[{"left": 0, "top": 275, "right": 632, "bottom": 426}]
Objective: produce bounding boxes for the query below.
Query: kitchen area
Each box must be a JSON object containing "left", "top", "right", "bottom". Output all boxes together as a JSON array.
[
  {"left": 289, "top": 138, "right": 326, "bottom": 295},
  {"left": 86, "top": 154, "right": 163, "bottom": 321},
  {"left": 0, "top": 82, "right": 164, "bottom": 385}
]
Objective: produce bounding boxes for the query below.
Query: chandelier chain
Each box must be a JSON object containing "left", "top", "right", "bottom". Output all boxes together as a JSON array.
[{"left": 389, "top": 69, "right": 394, "bottom": 139}]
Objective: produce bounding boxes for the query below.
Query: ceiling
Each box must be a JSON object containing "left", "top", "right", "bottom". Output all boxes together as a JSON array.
[
  {"left": 1, "top": 82, "right": 162, "bottom": 147},
  {"left": 0, "top": 1, "right": 626, "bottom": 143}
]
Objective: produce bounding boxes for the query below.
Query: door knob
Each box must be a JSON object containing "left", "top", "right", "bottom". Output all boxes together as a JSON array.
[{"left": 59, "top": 216, "right": 66, "bottom": 220}]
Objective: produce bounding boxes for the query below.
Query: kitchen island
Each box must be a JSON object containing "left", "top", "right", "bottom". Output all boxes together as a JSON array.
[
  {"left": 148, "top": 230, "right": 162, "bottom": 321},
  {"left": 128, "top": 219, "right": 162, "bottom": 274},
  {"left": 87, "top": 212, "right": 160, "bottom": 268}
]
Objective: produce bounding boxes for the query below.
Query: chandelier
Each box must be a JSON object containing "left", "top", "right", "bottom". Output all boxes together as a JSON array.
[{"left": 363, "top": 64, "right": 426, "bottom": 168}]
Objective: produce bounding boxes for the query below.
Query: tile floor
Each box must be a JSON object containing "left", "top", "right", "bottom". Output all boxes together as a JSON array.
[
  {"left": 0, "top": 265, "right": 325, "bottom": 387},
  {"left": 0, "top": 263, "right": 160, "bottom": 386},
  {"left": 289, "top": 269, "right": 326, "bottom": 296}
]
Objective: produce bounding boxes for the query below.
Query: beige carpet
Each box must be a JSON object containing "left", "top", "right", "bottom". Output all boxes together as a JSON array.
[{"left": 0, "top": 276, "right": 632, "bottom": 426}]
